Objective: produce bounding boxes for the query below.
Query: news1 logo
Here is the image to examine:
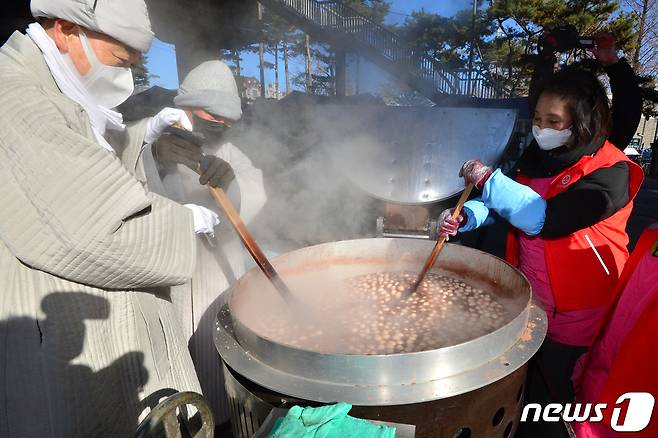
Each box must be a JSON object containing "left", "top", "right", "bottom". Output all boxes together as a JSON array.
[{"left": 520, "top": 392, "right": 655, "bottom": 432}]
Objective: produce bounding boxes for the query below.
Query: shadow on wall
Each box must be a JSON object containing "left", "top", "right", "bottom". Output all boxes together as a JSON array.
[{"left": 0, "top": 292, "right": 153, "bottom": 436}]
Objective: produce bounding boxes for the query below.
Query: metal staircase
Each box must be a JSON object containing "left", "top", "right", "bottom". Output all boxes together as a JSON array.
[{"left": 260, "top": 0, "right": 506, "bottom": 101}]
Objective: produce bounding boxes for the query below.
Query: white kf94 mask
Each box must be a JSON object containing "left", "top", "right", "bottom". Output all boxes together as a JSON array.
[
  {"left": 532, "top": 125, "right": 573, "bottom": 151},
  {"left": 78, "top": 32, "right": 135, "bottom": 109}
]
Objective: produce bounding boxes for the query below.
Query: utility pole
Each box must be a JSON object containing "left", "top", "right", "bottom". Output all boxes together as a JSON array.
[
  {"left": 305, "top": 34, "right": 313, "bottom": 93},
  {"left": 233, "top": 49, "right": 243, "bottom": 99},
  {"left": 258, "top": 2, "right": 266, "bottom": 98},
  {"left": 335, "top": 49, "right": 347, "bottom": 97},
  {"left": 284, "top": 37, "right": 290, "bottom": 95},
  {"left": 274, "top": 42, "right": 280, "bottom": 98},
  {"left": 356, "top": 55, "right": 360, "bottom": 95}
]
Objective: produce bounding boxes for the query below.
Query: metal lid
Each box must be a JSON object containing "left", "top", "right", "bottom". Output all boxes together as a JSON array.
[{"left": 326, "top": 107, "right": 518, "bottom": 204}]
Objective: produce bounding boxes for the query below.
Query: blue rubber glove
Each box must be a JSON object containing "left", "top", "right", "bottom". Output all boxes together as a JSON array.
[
  {"left": 459, "top": 198, "right": 492, "bottom": 232},
  {"left": 481, "top": 169, "right": 546, "bottom": 236}
]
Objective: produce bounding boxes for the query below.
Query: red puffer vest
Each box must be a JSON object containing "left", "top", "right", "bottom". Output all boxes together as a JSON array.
[{"left": 506, "top": 141, "right": 644, "bottom": 312}]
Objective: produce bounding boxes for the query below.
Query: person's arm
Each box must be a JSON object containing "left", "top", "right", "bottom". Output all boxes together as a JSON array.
[
  {"left": 541, "top": 162, "right": 630, "bottom": 238},
  {"left": 115, "top": 117, "right": 150, "bottom": 180},
  {"left": 589, "top": 34, "right": 642, "bottom": 150},
  {"left": 460, "top": 198, "right": 495, "bottom": 231},
  {"left": 528, "top": 52, "right": 557, "bottom": 113},
  {"left": 459, "top": 161, "right": 546, "bottom": 235},
  {"left": 0, "top": 87, "right": 196, "bottom": 290},
  {"left": 114, "top": 108, "right": 195, "bottom": 182},
  {"left": 605, "top": 59, "right": 642, "bottom": 150},
  {"left": 479, "top": 170, "right": 547, "bottom": 235},
  {"left": 438, "top": 197, "right": 493, "bottom": 237},
  {"left": 461, "top": 161, "right": 630, "bottom": 238}
]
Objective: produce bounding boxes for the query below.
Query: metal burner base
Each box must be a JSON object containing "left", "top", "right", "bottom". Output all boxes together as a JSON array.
[{"left": 224, "top": 361, "right": 527, "bottom": 438}]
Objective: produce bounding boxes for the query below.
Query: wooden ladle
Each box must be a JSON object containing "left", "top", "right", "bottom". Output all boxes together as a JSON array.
[{"left": 408, "top": 183, "right": 475, "bottom": 295}]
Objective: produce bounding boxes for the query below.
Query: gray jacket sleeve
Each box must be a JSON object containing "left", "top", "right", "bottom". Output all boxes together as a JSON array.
[{"left": 0, "top": 84, "right": 196, "bottom": 289}]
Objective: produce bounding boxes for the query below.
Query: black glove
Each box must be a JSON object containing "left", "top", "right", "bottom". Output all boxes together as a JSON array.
[
  {"left": 153, "top": 127, "right": 204, "bottom": 170},
  {"left": 199, "top": 155, "right": 235, "bottom": 189}
]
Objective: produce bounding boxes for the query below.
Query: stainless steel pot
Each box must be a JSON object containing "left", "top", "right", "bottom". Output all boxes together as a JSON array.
[{"left": 216, "top": 238, "right": 546, "bottom": 406}]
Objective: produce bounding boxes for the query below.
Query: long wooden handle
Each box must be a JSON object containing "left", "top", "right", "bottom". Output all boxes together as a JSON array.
[
  {"left": 409, "top": 183, "right": 475, "bottom": 294},
  {"left": 193, "top": 159, "right": 294, "bottom": 302},
  {"left": 206, "top": 186, "right": 294, "bottom": 301}
]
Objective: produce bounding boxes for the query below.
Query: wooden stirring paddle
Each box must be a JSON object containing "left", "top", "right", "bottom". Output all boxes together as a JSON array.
[
  {"left": 408, "top": 183, "right": 475, "bottom": 295},
  {"left": 162, "top": 127, "right": 294, "bottom": 302},
  {"left": 205, "top": 184, "right": 294, "bottom": 301},
  {"left": 193, "top": 155, "right": 294, "bottom": 303}
]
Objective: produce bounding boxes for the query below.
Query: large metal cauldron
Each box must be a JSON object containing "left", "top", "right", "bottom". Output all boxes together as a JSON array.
[{"left": 215, "top": 239, "right": 546, "bottom": 437}]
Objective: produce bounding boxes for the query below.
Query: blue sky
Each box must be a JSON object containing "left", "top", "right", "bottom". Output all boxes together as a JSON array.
[{"left": 145, "top": 0, "right": 473, "bottom": 90}]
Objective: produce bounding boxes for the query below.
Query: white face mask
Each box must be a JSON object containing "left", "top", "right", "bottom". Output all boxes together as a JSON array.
[
  {"left": 75, "top": 32, "right": 135, "bottom": 109},
  {"left": 532, "top": 125, "right": 573, "bottom": 151}
]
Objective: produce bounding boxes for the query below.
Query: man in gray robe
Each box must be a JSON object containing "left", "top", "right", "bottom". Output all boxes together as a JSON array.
[{"left": 0, "top": 0, "right": 215, "bottom": 436}]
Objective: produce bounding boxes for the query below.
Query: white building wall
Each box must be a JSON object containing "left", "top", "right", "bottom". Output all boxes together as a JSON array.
[{"left": 633, "top": 116, "right": 658, "bottom": 149}]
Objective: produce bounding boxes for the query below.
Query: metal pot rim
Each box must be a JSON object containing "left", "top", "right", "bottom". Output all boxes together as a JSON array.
[{"left": 217, "top": 238, "right": 547, "bottom": 404}]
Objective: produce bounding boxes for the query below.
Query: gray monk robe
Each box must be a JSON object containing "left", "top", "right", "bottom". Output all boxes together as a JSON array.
[{"left": 0, "top": 32, "right": 201, "bottom": 437}]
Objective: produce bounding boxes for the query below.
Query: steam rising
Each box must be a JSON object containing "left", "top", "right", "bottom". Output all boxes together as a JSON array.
[{"left": 230, "top": 97, "right": 383, "bottom": 253}]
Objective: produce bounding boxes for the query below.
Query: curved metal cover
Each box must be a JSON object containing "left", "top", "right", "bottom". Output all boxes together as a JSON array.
[{"left": 326, "top": 107, "right": 518, "bottom": 204}]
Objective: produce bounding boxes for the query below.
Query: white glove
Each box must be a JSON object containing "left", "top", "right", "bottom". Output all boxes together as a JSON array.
[
  {"left": 184, "top": 204, "right": 220, "bottom": 236},
  {"left": 144, "top": 107, "right": 193, "bottom": 144}
]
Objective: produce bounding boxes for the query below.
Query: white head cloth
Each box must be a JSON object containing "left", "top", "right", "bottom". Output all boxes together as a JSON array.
[
  {"left": 26, "top": 22, "right": 123, "bottom": 152},
  {"left": 174, "top": 61, "right": 243, "bottom": 121},
  {"left": 30, "top": 0, "right": 154, "bottom": 53}
]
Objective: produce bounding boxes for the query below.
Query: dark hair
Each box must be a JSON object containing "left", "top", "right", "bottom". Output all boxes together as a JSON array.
[{"left": 540, "top": 66, "right": 611, "bottom": 149}]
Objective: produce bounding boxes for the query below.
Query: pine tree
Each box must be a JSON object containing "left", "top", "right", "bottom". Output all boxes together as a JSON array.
[
  {"left": 625, "top": 0, "right": 658, "bottom": 76},
  {"left": 343, "top": 0, "right": 390, "bottom": 24},
  {"left": 132, "top": 55, "right": 157, "bottom": 89},
  {"left": 399, "top": 0, "right": 638, "bottom": 97},
  {"left": 284, "top": 1, "right": 392, "bottom": 95},
  {"left": 485, "top": 0, "right": 636, "bottom": 93}
]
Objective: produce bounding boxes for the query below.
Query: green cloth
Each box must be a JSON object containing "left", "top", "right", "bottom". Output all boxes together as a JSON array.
[{"left": 268, "top": 403, "right": 395, "bottom": 438}]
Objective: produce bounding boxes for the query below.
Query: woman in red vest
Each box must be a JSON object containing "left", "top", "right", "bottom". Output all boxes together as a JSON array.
[
  {"left": 439, "top": 67, "right": 644, "bottom": 437},
  {"left": 571, "top": 223, "right": 658, "bottom": 437}
]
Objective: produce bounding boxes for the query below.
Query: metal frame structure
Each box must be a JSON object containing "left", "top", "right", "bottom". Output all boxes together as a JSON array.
[{"left": 261, "top": 0, "right": 507, "bottom": 100}]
